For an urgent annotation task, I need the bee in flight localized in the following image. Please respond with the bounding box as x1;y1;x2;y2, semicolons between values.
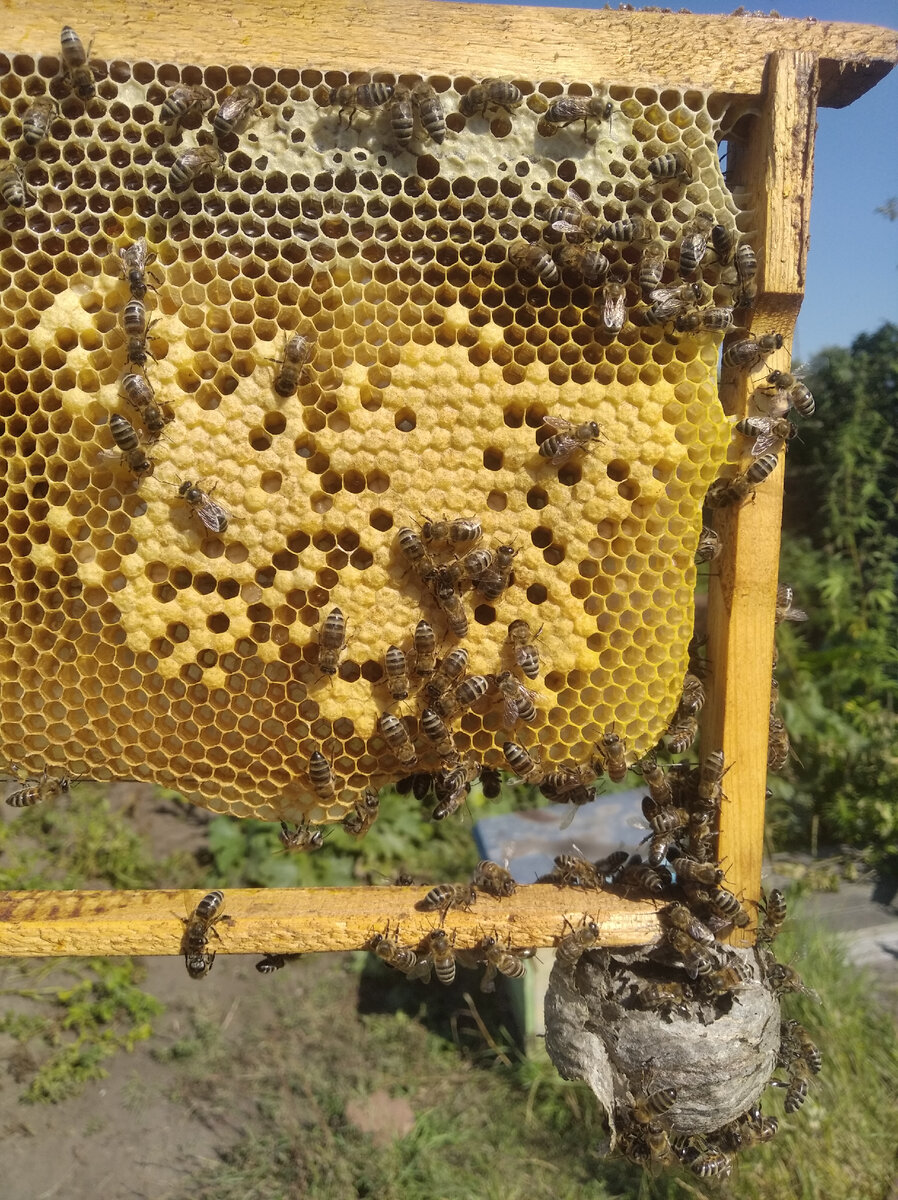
5;766;79;808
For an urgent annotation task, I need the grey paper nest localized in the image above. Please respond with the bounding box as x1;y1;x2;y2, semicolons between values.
545;942;781;1149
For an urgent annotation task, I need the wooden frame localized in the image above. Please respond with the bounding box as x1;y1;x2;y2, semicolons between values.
2;3;896;958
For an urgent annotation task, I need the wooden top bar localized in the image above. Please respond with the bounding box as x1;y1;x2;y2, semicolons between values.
6;1;896;106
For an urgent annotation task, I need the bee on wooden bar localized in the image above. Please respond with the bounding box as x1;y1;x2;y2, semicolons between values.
316;607;346;676
388;87;415;148
503;740;543;783
178;480;229;534
60;26;95;101
424;929;457;984
647;149;692;183
5;767;77;808
765;370;815;417
538;417;602;467
509;241;559;287
735;414;796;458
472;860;516;898
496;671;537;728
383;645;410;701
378;712;417;766
479;936;528;987
678;672;705;716
160;83;215;134
722;331;784;371
342;788;379;838
118;238;158;301
745;451;779;485
106;413;152;478
704;886;750;928
182;889;225;980
696;749;726;806
734;239;758;287
668;851;724;887
679;210;715;275
412;82;446;143
551;853;603;890
665;712;699;752
21;96;57;147
460;79;522;118
601;280;626;334
368;927;419;975
121;373;172;439
507;619;540;680
542;94;613;139
213;83;264;139
169;144;224;191
417;882;476;915
474;545;517;603
413;619;437;678
555;919;600;966
279;821;325;852
0;162;30;208
638;239;667;293
271;332;313;398
758;888;787;942
663;903;716;946
122;297;158;370
255;953;302;973
328;82;394;127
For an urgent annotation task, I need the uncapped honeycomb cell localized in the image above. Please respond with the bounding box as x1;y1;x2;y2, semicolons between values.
0;53;747;823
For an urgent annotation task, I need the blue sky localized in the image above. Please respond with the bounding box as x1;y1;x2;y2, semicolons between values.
456;0;898;360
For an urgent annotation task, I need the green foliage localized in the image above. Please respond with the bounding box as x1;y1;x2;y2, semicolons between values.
0;959;164;1104
773;323;898;861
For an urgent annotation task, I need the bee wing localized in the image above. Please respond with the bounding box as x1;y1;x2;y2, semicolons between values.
551;219;582;235
750;430;783;458
503;697;520;728
542;415;575;433
604;295;626;328
195;499;230;531
558;805;581;831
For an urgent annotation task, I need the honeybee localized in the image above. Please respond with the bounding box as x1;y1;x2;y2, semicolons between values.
432;756;479;820
667;929;717;977
768;961;818;1000
543;94;613;139
388;88;414;148
547;189;604;241
639;756;673;806
552;853;603;890
704;886;750;928
412;82;446;143
616;858;668;895
342;788;380;837
765;369;815;417
316;607;346;676
669;853;724;887
711;222;734;265
417;882;477;915
663;903;716;946
636;980;689;1015
397;525;432;574
271;332;313;398
538;416;602;467
768;712;791;771
687;1150;732;1179
60;25;95;101
638;239;667;292
21;96;58;147
307;747;336;801
509;242;559;287
641;794;689;837
122;297;158;369
105;413;152;478
177;480;229;534
735;414;796;457
121;372;172;439
425;648;468;702
557;241;610;286
480;766;502;800
368;926;419;975
598;730;628;782
665;713;698;752
596;849;630;881
782;1019;822;1074
474;545;517;602
742;451;779;486
758;887;787;942
378;711;417;765
213;83;264;139
382;644;411;701
419;707;456;759
433;580;468;638
118;238;158;301
437;674;490;720
674;306;734;334
472;860;516;898
255;953;303;973
412;619;437;677
696;749;726;805
395;774;432;802
600;280;626;334
459;547;493;585
601;216;650;243
420;515;482;545
734;240;758;292
506;619;540;680
679;210;715;275
460;79;522;118
722;331;784;371
160;83;215;133
503;740;543;783
678;672;705;717
479;936;528;991
0;162;30;208
182;890;225;979
279;821;325;851
5;767;77;808
328;82;394;126
169;144;224;190
495;671;537;728
555;919;600;966
631;1086;678;1127
647;150;692;183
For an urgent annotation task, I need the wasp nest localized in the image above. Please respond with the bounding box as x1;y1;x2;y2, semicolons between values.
0;38;755;823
